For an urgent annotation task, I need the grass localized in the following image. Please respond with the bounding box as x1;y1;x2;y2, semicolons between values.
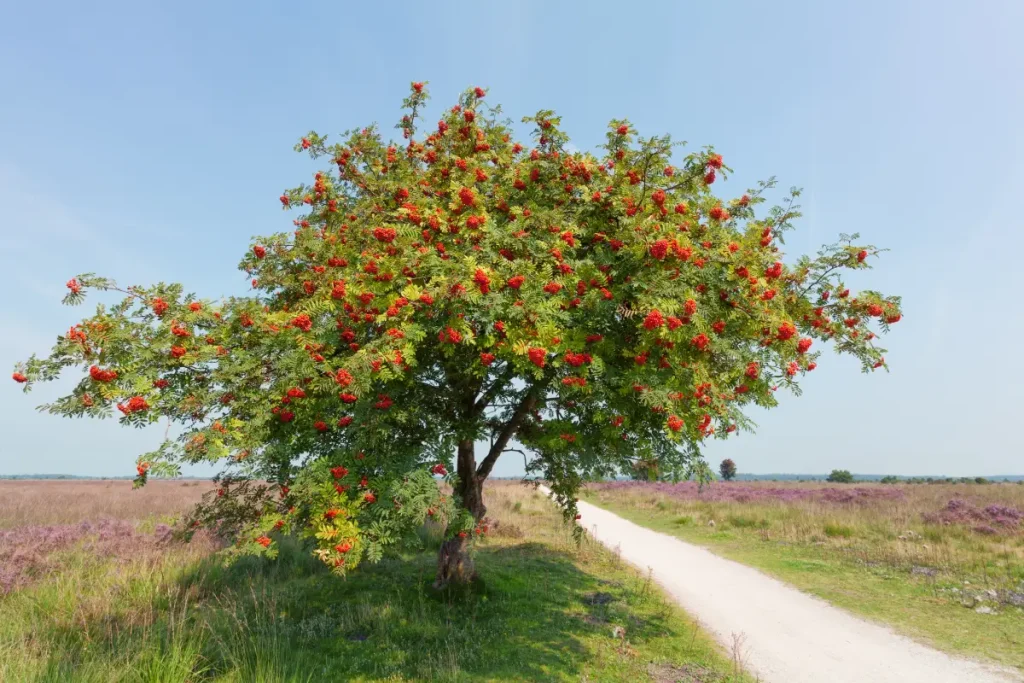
584;481;1024;672
0;479;209;528
0;480;750;682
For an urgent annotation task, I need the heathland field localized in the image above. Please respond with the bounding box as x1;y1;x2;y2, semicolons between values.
0;479;750;683
584;480;1024;671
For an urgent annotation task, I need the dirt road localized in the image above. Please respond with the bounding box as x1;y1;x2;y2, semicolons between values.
540;486;1020;683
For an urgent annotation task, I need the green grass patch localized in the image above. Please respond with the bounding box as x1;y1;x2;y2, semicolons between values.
823;523;854;538
727;515;768;530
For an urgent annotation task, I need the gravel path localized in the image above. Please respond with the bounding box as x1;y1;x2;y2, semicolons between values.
540;486;1021;683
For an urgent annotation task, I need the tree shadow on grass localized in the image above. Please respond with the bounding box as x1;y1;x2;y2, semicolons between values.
20;535;686;682
167;536;681;681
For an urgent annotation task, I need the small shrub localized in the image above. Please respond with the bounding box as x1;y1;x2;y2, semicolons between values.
511;501;522;513
673;516;694;526
824;523;854;538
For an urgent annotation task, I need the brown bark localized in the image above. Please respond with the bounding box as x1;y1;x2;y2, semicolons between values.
456;439;486;520
434;439;484;589
434;534;474;589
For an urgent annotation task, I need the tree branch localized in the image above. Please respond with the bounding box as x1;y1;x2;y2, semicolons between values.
476;387;541;480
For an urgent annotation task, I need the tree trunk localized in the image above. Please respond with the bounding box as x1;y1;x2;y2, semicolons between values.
434;439;485;589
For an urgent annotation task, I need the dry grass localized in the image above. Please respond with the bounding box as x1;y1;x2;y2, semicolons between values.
585;481;1024;579
0;479;212;528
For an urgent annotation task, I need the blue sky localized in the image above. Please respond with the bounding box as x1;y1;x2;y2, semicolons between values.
2;1;1022;478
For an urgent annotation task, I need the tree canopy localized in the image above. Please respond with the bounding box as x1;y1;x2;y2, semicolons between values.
13;83;901;583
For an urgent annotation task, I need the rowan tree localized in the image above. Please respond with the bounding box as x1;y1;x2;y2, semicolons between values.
12;83;901;586
719;458;737;481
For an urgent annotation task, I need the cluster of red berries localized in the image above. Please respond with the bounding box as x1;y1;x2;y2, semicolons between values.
89;365;117;382
704;153;723;184
564;351;593;367
439;327;463;344
643;309;664;330
473;269;491;294
117;396;149;415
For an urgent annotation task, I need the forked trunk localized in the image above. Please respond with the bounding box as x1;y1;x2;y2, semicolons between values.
434;439;485;589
